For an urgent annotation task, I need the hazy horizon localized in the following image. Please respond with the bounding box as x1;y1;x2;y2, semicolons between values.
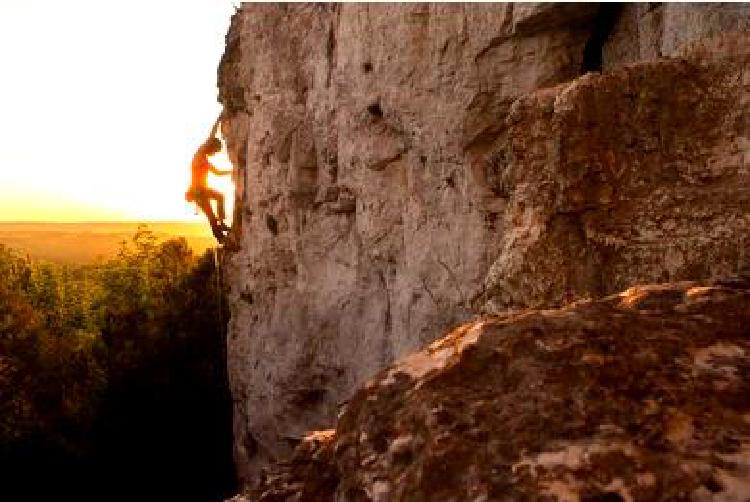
0;219;213;224
0;220;217;264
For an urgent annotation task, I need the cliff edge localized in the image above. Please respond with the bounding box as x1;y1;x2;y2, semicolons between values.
216;3;750;487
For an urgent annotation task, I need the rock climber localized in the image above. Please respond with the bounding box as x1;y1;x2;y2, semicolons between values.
186;116;233;242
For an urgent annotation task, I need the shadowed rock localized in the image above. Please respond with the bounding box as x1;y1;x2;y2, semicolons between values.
238;278;750;501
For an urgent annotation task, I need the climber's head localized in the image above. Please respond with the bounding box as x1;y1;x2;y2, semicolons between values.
202;137;222;155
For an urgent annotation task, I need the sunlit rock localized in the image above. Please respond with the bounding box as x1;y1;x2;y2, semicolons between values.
216;3;750;489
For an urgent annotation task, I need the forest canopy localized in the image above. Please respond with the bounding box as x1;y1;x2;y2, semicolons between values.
0;226;235;501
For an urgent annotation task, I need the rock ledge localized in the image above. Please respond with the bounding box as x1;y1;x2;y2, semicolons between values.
240;277;750;501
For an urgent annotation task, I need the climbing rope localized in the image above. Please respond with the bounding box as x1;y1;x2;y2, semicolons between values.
213;246;225;347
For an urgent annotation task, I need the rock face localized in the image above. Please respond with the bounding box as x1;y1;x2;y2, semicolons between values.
603;3;750;68
242;277;750;501
481;32;750;311
217;3;750;484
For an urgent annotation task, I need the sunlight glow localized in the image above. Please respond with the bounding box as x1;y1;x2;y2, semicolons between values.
0;0;237;222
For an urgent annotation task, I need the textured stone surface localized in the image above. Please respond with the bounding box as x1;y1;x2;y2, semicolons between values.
481;32;750;311
217;3;750;484
604;3;750;69
236;277;750;501
218;3;599;483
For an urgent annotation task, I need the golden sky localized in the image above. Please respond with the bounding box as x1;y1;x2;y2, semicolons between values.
0;0;236;222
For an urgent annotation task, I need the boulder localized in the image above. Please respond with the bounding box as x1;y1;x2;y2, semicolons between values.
242;276;750;501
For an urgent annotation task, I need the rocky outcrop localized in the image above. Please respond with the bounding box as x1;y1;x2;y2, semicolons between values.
217;3;750;483
481;32;750;311
239;277;750;501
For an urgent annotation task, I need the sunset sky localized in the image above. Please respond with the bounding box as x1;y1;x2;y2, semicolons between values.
0;0;236;222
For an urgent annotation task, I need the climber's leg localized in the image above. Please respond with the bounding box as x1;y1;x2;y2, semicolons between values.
203;188;226;221
196;195;226;242
203;189;230;234
210;220;227;242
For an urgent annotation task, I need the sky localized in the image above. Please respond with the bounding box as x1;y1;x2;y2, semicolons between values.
0;0;237;221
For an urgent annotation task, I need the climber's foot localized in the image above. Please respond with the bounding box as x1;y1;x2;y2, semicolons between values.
222;234;240;251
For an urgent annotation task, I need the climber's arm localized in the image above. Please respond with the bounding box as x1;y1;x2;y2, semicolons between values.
208;110;228;140
209;162;233;176
208;115;221;139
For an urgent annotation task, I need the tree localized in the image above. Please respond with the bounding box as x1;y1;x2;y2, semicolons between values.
0;231;235;501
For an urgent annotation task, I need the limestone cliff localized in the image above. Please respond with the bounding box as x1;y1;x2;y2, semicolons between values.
217;3;749;486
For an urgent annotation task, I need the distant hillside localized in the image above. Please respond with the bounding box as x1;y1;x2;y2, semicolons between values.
0;222;216;264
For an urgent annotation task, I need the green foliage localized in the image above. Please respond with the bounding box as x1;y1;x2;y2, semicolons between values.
0;246;40;443
92;227;199;372
0;226;233;500
0;244;108;444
